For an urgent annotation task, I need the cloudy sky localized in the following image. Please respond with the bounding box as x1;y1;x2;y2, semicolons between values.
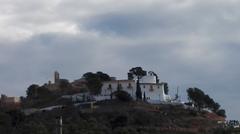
0;0;240;119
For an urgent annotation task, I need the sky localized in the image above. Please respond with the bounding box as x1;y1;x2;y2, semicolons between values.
0;0;240;119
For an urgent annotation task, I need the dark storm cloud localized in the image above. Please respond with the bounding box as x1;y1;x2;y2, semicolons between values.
83;12;171;36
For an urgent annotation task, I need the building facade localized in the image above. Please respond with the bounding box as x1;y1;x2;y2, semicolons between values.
100;72;171;103
101;80;136;98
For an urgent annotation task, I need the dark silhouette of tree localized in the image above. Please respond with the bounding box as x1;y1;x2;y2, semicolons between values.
212;103;220;113
83;72;102;94
187;87;225;116
83;71;110;94
128;67;147;80
136;80;142;100
187;88;205;111
204;95;220;112
96;71;111;81
59;79;71;89
163;83;169;95
216;109;226;117
26;84;52;100
26;84;39;99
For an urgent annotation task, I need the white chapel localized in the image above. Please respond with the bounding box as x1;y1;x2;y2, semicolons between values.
100;72;171;103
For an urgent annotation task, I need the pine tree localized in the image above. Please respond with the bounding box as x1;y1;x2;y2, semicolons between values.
136;80;142;100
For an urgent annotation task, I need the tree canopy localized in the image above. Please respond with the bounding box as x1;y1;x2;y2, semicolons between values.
96;71;111;81
58;79;71;89
216;109;226;117
26;84;51;99
128;67;147;80
83;71;110;94
163;83;169;95
187;87;226;117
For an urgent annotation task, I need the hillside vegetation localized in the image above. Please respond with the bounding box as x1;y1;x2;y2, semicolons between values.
0;100;231;134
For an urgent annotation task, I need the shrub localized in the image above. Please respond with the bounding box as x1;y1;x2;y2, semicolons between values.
216;109;226;117
113;91;132;102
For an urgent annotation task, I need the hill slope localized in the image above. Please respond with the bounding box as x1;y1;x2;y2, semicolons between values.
1;100;229;134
